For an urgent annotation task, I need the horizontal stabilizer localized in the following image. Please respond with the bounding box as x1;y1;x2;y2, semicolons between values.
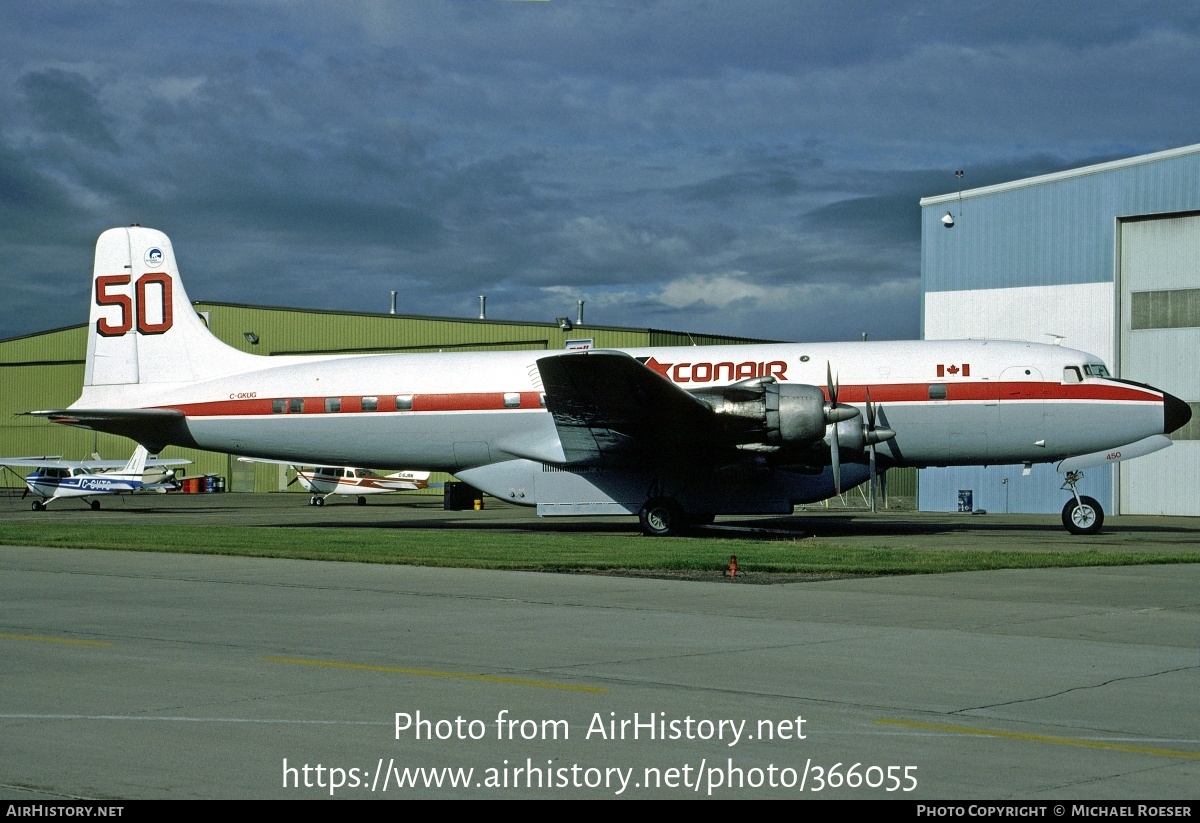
25;408;193;453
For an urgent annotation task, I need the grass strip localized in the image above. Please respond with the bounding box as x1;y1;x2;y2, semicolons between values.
1;524;1198;576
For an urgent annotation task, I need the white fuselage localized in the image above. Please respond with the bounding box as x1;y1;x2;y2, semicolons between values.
74;339;1165;473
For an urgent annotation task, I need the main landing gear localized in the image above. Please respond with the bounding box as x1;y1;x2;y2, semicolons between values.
308;496;325;506
637;497;714;536
1060;470;1103;535
639;497;683;537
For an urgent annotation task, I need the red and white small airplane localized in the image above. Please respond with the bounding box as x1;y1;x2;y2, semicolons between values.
1;445;189;510
237;459;431;505
27;226;1192;535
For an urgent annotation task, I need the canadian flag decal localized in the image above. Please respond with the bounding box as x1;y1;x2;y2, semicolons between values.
937;363;970;377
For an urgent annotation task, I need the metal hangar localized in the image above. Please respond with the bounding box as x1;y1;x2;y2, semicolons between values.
919;143;1200;516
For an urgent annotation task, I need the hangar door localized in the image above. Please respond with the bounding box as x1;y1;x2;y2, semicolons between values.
1118;214;1200;515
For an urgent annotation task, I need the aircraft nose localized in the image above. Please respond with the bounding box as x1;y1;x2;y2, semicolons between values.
1163;391;1192;435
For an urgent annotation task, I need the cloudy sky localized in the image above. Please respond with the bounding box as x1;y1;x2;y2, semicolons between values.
3;2;1200;343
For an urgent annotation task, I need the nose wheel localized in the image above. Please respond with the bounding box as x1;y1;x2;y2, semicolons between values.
1060;471;1104;535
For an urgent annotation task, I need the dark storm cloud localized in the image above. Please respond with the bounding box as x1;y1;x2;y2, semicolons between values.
20;69;119;152
2;1;1200;343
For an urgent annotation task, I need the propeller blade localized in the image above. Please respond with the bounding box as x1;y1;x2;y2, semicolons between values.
868;441;877;513
830;424;842;495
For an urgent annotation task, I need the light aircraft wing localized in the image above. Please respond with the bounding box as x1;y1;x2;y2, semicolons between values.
536;350;719;465
0;455;187;470
0;456;66;468
236;457;342;470
237;458;428;477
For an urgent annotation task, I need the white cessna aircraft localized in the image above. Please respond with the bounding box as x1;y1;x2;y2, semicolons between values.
28;226;1191;535
236;458;431;506
1;445;189;510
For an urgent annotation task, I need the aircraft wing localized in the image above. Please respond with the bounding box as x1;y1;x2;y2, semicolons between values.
0;456;66;468
24;408;190;453
0;455;188;470
83;457;190;470
536;350;719;465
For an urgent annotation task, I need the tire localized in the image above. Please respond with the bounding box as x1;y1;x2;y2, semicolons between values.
90;500;101;511
1062;496;1103;535
32;500;45;511
639;497;683;537
315;497;325;507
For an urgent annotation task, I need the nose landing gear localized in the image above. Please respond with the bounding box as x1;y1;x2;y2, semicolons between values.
1060;470;1104;535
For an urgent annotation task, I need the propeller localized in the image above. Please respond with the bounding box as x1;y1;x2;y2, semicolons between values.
824;362;861;495
862;387;897;512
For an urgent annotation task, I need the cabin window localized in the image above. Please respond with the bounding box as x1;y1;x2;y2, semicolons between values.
1063;367;1083;384
361;396;378;412
289;398;304;414
324;397;341;413
272;399;287;414
396;394;414;411
503;392;521;409
928;383;947;400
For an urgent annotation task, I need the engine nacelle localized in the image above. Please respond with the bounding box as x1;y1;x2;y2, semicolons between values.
693;378;831;452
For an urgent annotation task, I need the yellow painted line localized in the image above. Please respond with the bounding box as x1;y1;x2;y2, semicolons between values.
878;718;1200;760
263;656;608;693
1;633;111;647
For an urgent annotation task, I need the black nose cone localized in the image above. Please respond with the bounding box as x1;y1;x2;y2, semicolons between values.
1164;391;1192;435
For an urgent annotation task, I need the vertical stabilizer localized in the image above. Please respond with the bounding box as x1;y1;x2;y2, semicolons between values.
84;226;257;387
118;445;150;478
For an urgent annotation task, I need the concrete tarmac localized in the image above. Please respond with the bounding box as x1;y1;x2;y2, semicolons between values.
1;496;1198;799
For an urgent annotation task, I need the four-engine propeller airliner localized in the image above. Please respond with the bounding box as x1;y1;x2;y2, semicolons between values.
26;226;1192;535
0;446;189;510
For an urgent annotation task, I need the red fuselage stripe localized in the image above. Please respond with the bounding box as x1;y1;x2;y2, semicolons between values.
155;382;1160;418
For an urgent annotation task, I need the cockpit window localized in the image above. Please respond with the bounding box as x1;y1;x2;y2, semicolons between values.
1063;367;1083;384
1083;364;1111;378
